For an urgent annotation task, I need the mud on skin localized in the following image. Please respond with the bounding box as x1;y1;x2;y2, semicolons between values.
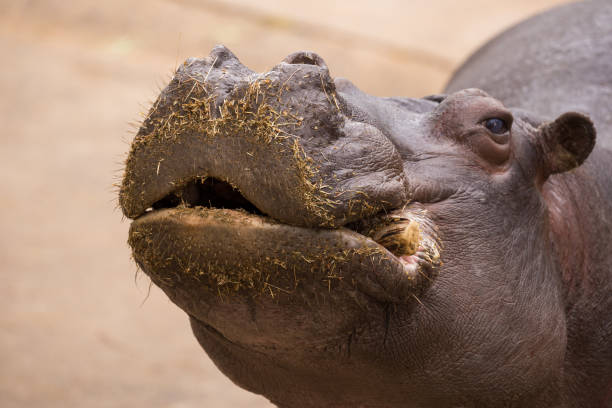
120;3;612;405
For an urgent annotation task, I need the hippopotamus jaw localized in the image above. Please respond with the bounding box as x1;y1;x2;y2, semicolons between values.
120;46;445;307
126;169;442;302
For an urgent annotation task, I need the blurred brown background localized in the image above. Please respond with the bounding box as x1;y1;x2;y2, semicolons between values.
0;0;571;406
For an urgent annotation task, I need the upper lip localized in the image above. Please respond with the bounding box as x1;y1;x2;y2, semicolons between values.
119;45;409;229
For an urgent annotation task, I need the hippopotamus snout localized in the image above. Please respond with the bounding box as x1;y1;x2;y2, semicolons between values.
120;46;408;228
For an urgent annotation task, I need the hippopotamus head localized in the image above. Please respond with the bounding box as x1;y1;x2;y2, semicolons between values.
119;46;595;407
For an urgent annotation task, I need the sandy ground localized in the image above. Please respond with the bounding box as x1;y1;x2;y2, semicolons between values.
0;0;570;406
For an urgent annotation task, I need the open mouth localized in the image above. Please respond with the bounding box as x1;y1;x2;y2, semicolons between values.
147;176;439;266
133;176;441;302
149;177;263;216
123;46;442;308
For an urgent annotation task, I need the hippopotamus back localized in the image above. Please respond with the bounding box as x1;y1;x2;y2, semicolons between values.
446;0;612;150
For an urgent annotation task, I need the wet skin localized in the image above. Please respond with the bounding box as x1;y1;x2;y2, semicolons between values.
120;5;612;405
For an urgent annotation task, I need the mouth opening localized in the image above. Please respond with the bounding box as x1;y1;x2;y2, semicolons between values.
145;179;439;273
150;178;263;216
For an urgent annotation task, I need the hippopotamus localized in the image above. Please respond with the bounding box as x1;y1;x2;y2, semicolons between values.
119;1;612;406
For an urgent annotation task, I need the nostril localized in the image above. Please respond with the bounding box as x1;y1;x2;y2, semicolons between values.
423;94;448;103
282;51;328;69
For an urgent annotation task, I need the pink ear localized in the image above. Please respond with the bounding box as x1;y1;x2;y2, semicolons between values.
537;112;596;178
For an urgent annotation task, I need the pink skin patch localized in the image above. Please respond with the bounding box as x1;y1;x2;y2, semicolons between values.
399;246;429;276
399;255;418;265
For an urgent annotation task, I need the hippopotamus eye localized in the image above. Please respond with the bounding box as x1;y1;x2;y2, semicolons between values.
484;118;508;134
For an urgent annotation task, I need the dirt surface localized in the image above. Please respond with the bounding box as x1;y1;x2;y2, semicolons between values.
0;0;570;406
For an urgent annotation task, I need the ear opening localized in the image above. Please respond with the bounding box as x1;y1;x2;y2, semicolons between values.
537;112;596;181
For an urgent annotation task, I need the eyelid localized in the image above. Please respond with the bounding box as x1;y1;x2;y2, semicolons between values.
487;129;510;144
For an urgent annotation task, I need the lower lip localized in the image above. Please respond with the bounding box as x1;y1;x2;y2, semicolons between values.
129;207;436;304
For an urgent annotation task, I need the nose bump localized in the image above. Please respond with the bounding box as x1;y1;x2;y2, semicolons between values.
282;51;328;69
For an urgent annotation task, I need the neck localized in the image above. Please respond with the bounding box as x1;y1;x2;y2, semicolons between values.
541;173;591;307
542;155;612;405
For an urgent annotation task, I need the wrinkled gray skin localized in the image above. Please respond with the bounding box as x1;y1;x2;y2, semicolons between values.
120;1;612;407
